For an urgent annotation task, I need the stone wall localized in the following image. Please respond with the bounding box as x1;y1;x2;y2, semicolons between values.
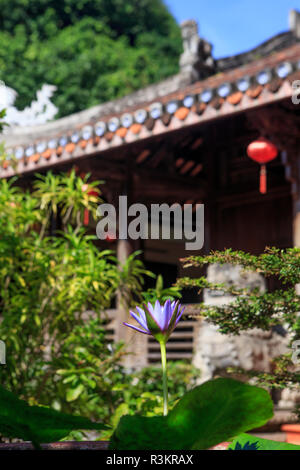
193;264;290;383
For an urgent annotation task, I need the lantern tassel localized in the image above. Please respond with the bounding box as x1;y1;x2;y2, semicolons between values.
260;164;267;194
84;209;89;226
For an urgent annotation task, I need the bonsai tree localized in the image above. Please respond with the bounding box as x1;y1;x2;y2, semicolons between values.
177;247;300;416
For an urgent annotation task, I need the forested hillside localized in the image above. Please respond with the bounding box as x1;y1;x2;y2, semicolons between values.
0;0;182;117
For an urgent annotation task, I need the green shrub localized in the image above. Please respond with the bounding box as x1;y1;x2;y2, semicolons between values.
0;172;148;405
177;247;300;413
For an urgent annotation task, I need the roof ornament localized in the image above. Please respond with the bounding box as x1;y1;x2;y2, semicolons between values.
179;20;215;82
0;82;58;129
289;9;300;39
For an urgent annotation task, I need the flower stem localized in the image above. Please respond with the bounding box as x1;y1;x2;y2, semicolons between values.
160;341;168;416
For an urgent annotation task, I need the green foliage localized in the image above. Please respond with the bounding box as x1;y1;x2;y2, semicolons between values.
178;247;300;395
33;170;102;231
0;1;182;117
118;251;155;307
228;433;300;451
0;385;106;449
109;362;200;424
181;247;300;285
179;247;300;338
0;109;9;166
30;319;126;423
0;170;197;445
229;355;300;391
109;378;273;450
142;274;182;305
0;109;6;131
41;340;200;439
0;172;149;407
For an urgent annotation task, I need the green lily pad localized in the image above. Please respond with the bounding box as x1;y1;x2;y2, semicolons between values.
0;385;107;447
229;433;300;451
109;377;273;450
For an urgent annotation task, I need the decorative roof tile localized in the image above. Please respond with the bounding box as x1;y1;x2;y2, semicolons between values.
161;113;172;126
211;97;224;109
116;127;128;138
267;78;283;93
42;149;52;159
196;102;207;115
28;153;40;163
175;107;189;120
246;85;263;99
66;142;76;153
104;132;114;142
56;146;63;156
130;123;142;135
79;140;88;150
227;91;243;105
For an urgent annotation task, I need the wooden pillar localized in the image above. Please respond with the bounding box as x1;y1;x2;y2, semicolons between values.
115;237;132;343
203;130;218;253
281;151;300;248
114;154;148;369
115;230;149;369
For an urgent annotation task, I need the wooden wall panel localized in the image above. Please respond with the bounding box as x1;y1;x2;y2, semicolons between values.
216;195;293;254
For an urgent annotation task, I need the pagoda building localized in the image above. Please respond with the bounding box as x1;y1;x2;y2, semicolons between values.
1;10;300;418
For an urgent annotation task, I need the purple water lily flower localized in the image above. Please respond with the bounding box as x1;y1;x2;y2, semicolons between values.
124;299;185;343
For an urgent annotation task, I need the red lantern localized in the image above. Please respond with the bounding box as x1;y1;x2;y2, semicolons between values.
246;137;278;194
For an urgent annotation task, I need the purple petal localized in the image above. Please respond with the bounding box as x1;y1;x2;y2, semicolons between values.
123;322;150;335
136;306;147;324
175;306;185;325
153;300;165;329
162;299;172;330
146;302;164;329
147;302;155;315
144;304;164;332
177;304;185;317
129;310;148;330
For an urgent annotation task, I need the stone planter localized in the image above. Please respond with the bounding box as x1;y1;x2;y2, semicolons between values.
0;441;231;450
0;441;109;450
281;424;300;445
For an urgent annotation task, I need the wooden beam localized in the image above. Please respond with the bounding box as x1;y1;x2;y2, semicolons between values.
217;184;291;209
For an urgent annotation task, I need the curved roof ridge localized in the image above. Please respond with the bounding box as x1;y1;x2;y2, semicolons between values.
216;31;298;71
1;72;192;147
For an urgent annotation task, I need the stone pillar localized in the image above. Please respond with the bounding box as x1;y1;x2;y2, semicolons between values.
293;195;300;296
293;208;300;247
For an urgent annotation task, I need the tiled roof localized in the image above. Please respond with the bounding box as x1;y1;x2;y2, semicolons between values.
1;43;300;178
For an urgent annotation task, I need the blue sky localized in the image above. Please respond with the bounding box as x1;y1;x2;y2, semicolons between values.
166;0;300;58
